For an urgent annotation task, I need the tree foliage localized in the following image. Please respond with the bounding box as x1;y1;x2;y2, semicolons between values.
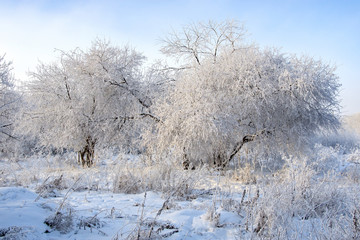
0;54;18;155
19;40;150;166
146;21;341;169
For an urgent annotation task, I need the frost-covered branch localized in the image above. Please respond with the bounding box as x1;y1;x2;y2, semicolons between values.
160;20;246;66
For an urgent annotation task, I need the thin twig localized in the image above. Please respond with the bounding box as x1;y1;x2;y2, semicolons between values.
55;174;84;214
136;192;147;240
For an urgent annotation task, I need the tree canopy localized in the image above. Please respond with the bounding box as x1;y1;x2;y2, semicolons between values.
146;21;341;169
19;40;150;166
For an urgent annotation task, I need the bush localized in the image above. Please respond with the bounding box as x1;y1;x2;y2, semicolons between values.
238;156;359;239
44;212;73;234
113;157;206;197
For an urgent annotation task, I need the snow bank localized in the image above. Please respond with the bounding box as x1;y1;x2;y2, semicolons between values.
0;187;50;239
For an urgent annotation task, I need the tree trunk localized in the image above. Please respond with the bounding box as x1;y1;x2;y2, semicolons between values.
182;134;256;170
213;152;227;169
182;148;195;170
78;137;96;167
224;135;255;167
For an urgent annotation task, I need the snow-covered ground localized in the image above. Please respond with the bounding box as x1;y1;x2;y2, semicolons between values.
0;156;249;239
0;186;243;239
1;145;360;239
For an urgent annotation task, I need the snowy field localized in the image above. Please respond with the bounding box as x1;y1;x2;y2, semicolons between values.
0;156;249;240
1;143;360;240
0;187;240;239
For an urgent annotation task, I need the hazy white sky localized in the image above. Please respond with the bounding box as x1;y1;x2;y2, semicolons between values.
1;0;359;114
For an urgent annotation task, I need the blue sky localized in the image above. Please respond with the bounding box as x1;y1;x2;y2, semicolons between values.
1;0;359;114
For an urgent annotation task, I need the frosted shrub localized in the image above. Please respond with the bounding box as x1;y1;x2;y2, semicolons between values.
113;158;205;196
314;130;360;154
204;204;221;228
112;163;143;194
36;174;66;198
311;144;342;175
344;165;360;183
44;212;73;234
343;149;360;183
346;148;360;164
234;163;257;184
244;158;354;239
0;226;41;240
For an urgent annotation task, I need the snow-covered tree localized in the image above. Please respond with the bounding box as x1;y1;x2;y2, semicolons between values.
0;54;19;155
19;39;151;166
146;21;341;169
